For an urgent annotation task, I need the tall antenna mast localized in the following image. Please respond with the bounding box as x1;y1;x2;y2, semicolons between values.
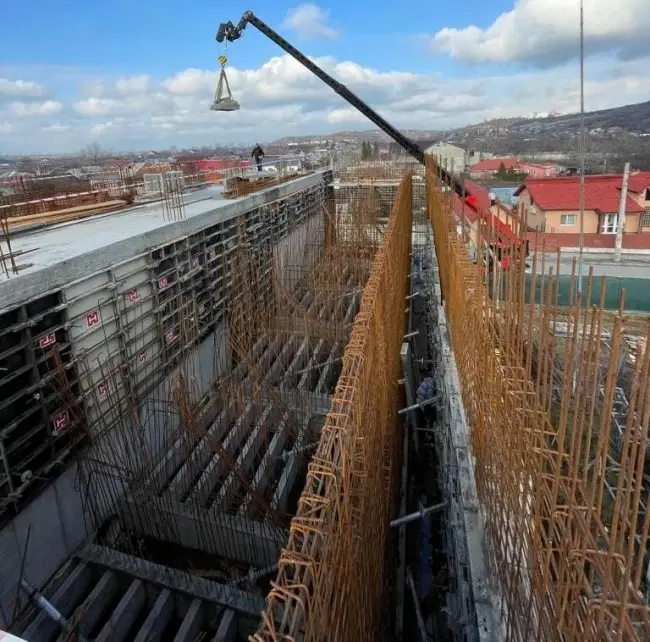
577;0;585;294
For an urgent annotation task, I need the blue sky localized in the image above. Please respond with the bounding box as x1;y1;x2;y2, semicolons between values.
0;0;649;154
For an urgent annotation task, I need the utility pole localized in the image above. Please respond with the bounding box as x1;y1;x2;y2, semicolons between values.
577;0;585;294
614;162;630;263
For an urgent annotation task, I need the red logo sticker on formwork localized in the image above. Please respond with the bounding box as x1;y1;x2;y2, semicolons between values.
165;329;175;344
139;351;147;362
85;311;100;328
39;332;56;348
97;381;108;397
126;289;139;302
158;277;168;289
52;410;70;436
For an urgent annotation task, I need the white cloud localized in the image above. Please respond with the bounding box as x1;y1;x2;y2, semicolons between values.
8;100;62;116
1;52;649;153
0;122;13;134
115;75;150;95
74;97;123;117
431;0;649;65
281;4;338;40
41;123;71;133
0;78;47;98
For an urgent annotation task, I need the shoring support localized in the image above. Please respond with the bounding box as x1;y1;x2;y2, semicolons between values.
406;567;428;642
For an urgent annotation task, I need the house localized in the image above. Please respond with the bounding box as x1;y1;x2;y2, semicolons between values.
452;179;520;254
514;172;650;248
425;143;468;173
517;162;559;178
469;158;519;178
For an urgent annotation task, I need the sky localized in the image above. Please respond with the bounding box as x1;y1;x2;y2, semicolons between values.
1;0;649;155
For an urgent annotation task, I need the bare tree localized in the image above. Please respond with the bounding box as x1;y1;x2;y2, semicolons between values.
83;142;105;166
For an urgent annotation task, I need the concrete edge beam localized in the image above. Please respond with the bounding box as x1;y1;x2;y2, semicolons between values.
77;570;119;638
213;407;282;512
76;543;266;616
213;609;237;642
190;401;255;506
297;338;326;391
95;578;146;642
172;598;204;642
133;588;174;642
239;412;290;517
167;403;233;501
272;414;312;513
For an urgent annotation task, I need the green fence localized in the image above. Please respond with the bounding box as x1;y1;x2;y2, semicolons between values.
524;274;650;312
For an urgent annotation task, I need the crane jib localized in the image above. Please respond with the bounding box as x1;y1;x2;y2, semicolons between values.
215;11;470;201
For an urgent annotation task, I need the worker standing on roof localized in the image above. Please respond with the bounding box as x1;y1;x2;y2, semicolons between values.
251;144;265;172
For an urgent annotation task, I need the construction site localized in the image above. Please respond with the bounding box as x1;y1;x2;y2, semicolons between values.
2;10;650;642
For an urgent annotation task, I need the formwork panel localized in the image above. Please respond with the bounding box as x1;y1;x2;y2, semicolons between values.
0;291;84;526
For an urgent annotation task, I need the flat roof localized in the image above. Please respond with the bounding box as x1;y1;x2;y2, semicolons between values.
0;171;326;310
2;185;228;280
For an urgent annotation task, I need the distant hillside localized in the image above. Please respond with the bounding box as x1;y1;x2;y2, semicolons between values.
271;100;650;171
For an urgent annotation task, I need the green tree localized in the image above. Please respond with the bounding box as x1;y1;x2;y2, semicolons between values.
372;142;379;159
496;162;507;178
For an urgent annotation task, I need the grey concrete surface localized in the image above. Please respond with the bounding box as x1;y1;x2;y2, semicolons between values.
133;589;174;642
0;170;328;310
0;464;89;629
536;252;650;279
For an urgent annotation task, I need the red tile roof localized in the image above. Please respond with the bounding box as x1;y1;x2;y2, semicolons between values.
464;179;492;210
514;175;645;214
469;157;518;172
627;171;650;193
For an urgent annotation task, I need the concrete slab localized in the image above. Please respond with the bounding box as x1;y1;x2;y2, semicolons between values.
0;171;328;310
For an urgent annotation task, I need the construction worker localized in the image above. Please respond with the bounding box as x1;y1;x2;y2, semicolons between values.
251;144;265;172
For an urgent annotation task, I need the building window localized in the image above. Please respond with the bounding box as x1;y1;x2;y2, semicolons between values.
601;213;618;234
560;214;577;226
643;208;650;228
645;187;650;201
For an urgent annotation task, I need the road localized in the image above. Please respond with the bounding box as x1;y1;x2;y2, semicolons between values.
536;252;650;279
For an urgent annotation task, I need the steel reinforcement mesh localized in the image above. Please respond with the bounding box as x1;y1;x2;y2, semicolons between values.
425;156;650;639
253;176;413;641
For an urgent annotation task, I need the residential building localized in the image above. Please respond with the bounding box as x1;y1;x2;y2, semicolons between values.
469;158;559;179
517;162;559;178
425;142;467;173
628;171;650;228
514;172;650;242
469;157;518;179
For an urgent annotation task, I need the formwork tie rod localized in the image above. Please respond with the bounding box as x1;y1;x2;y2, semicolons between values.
397;395;439;415
390;501;447;528
21;579;89;642
293;357;342;376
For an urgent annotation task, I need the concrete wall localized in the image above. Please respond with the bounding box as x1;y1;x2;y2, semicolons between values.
0;175;330;629
0;463;88;628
